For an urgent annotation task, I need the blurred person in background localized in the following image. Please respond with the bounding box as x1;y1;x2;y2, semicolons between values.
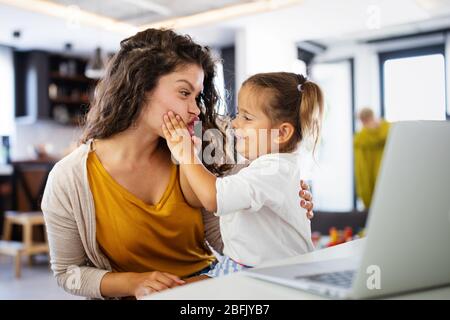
354;107;390;209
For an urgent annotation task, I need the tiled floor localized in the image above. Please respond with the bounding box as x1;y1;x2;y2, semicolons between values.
0;255;83;300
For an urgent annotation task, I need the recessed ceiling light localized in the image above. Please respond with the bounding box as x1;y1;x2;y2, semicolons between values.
12;30;21;38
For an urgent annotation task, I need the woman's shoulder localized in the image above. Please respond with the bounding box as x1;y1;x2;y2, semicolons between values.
42;142;91;215
49;142;90;183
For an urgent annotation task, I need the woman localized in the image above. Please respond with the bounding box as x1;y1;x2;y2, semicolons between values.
41;28;314;299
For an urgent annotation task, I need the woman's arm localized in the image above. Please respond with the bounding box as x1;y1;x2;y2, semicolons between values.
43;207;110;298
100;271;185;299
42;167;110;298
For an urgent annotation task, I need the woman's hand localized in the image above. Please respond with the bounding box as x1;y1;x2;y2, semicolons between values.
299;180;314;219
130;271;186;300
162;111;198;164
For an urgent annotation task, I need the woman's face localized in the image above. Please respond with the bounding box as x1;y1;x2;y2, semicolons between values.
140;63;204;138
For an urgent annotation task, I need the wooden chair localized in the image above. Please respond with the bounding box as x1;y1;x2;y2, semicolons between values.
0;211;49;278
11;160;55;212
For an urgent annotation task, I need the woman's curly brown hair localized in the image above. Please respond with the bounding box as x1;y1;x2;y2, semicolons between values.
81;28;232;175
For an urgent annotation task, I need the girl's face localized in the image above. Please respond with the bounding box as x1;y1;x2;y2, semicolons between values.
140;63;204;138
232;85;279;160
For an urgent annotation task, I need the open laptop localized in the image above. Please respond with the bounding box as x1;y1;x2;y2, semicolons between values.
244;121;450;299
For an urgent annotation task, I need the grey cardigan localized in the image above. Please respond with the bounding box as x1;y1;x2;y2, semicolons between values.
41;140;225;299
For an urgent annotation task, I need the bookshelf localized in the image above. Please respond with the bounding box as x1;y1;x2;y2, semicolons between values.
47;54;96;125
15;50;97;126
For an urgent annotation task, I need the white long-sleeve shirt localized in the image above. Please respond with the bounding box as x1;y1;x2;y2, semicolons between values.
215;153;314;267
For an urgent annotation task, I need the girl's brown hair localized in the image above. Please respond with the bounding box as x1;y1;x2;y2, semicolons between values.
81;28;230;175
242;72;324;153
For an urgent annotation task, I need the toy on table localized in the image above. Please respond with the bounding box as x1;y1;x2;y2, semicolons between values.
327;226;355;247
311;227;365;249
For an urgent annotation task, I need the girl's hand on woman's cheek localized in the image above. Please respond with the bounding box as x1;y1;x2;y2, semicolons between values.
162;111;197;164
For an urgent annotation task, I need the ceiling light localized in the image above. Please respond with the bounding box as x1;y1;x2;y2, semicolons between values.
85;47;107;79
140;0;303;30
0;0;138;35
119;0;171;16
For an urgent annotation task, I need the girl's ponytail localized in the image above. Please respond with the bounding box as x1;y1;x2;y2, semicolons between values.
297;76;324;153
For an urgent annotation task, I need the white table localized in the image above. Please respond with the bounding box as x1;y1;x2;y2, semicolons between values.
143;239;450;300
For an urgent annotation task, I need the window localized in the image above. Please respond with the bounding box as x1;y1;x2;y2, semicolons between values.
310;59;355;212
379;45;447;122
0;46;15;135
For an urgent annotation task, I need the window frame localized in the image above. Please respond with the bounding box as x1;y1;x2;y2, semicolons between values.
378;44;447;120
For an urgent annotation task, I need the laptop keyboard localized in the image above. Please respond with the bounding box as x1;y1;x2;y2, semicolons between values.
295;270;356;288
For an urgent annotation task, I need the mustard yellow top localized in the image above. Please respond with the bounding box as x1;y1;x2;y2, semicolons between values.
87;151;214;278
354;120;391;208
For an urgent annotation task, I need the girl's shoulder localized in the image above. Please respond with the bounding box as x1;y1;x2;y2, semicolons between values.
245;153;299;176
250;152;298;166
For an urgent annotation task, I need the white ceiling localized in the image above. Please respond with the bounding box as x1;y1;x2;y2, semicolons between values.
1;0;450;55
47;0;253;25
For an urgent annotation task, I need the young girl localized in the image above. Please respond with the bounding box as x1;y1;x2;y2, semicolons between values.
162;72;324;277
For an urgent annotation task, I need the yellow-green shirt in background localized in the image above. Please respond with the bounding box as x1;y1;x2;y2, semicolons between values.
354;120;391;209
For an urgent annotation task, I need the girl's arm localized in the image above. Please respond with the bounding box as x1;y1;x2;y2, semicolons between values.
162;112;218;212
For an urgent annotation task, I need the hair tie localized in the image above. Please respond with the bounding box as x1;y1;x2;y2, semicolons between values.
296;74;307;92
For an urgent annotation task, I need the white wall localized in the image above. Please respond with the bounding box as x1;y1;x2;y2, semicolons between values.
314;42;380;133
11;120;82;160
235;24;298;96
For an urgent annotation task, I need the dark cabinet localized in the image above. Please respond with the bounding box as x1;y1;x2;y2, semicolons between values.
14;50;50;119
14;50;96;125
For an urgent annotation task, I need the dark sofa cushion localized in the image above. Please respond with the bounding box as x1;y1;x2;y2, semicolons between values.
311;210;369;234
